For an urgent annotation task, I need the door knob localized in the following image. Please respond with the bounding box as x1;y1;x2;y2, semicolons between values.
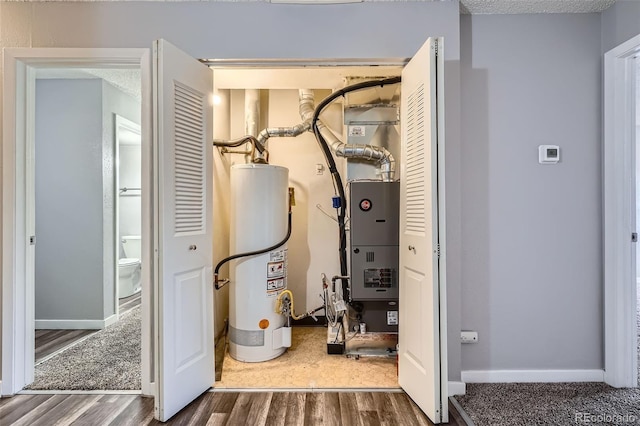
408;245;416;253
189;245;197;251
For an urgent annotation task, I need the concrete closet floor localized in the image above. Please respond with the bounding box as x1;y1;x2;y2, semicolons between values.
217;327;399;389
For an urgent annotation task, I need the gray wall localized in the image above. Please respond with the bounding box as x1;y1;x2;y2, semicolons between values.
35;79;106;322
34;78;139;324
601;0;640;54
460;14;603;370
0;1;463;381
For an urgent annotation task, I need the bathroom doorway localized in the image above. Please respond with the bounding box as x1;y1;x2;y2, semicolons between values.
116;115;143;318
25;69;144;391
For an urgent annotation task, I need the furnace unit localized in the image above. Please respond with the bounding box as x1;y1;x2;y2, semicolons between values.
349;181;400;333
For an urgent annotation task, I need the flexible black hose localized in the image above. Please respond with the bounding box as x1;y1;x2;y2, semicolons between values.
213;135;266;154
310;76;401;300
214;211;292;290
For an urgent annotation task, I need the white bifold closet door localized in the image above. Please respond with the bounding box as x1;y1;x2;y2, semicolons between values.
153;39;215;422
398;37;448;424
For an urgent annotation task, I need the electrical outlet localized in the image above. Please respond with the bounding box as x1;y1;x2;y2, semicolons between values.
461;331;478;343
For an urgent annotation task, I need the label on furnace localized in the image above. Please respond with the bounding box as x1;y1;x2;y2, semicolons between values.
349;125;365;137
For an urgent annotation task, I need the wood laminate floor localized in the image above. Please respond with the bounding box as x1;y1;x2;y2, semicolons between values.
35;329;97;364
35;294;141;364
0;391;465;425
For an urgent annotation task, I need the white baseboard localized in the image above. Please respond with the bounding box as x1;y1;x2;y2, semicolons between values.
462;369;604;383
104;314;118;327
448;381;466;396
142;381;156;398
35;316;115;330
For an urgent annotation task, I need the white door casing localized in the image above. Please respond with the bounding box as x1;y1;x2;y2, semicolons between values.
398;37;448;424
604;34;640;389
153;39;215;422
2;48;152;396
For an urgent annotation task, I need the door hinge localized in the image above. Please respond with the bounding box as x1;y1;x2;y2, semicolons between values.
29;235;36;246
633;232;638;243
436;243;441;259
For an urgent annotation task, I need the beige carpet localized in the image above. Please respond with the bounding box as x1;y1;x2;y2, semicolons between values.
26;306;141;390
217;327;399;389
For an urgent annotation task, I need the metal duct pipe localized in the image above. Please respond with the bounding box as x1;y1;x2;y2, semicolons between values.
256;122;310;147
254;89;315;149
299;89;395;182
245;89;261;138
332;143;395;183
245;89;267;163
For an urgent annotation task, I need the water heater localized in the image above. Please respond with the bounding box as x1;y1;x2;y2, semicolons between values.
229;164;290;362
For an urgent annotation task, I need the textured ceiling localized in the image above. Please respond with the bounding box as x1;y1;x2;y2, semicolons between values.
459;0;617;14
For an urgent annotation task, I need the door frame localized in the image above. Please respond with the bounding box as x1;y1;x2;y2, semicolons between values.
603;33;640;388
1;48;154;396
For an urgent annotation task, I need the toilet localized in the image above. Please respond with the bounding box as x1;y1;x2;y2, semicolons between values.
118;235;142;298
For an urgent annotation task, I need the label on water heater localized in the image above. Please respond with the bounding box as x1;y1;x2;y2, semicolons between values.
387;311;399;326
267;261;285;279
270;249;286;262
267;278;285;293
267;249;287;296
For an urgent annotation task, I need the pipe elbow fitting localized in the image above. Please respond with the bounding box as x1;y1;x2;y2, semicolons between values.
378;148;395;182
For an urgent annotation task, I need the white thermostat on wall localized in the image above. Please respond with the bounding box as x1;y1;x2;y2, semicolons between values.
539;145;560;164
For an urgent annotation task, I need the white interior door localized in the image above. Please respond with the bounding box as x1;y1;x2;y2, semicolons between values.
153;39;214;422
398;37;447;424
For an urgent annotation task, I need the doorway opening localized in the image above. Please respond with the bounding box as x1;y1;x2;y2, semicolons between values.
153;38;446;423
23;69;143;391
1;48;153;397
209;65;404;390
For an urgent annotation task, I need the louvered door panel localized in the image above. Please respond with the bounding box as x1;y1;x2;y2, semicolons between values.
154;39;214;422
405;84;426;235
174;82;205;235
399;37;445;424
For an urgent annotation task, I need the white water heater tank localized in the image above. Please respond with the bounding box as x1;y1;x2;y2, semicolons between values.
229;164;290;362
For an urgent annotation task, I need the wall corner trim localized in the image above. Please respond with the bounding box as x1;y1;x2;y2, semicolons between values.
448;381;466;396
461;369;604;383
